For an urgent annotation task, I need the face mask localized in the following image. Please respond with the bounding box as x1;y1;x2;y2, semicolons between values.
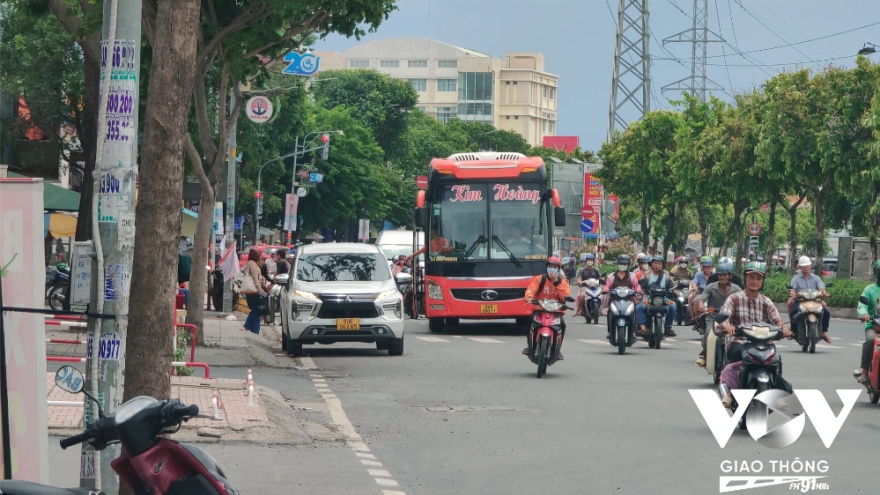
618;265;628;271
547;267;558;276
586;261;594;267
640;264;648;270
679;263;687;268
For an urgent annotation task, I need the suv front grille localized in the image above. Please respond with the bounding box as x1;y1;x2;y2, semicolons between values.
317;302;379;319
450;288;525;301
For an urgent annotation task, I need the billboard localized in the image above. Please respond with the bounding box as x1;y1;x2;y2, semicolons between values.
542;136;580;153
583;173;602;238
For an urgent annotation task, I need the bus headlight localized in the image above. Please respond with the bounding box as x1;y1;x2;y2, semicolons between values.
427;280;443;300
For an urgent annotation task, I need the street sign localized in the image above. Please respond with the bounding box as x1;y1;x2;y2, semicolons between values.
309;173;324;183
581;206;594;219
296;186;308;197
245;96;273;123
282;51;320;76
416;175;428;189
580;219;594;233
748;222;762;236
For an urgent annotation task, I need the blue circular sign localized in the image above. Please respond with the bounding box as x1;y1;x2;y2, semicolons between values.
580;219;594;233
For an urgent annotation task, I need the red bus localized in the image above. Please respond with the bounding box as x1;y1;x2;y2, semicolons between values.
411;152;566;333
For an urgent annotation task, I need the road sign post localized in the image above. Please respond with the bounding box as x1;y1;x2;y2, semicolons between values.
748;222;762;236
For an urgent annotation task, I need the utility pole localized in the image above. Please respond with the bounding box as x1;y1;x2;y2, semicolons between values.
82;0;140;491
607;0;651;141
662;0;724;101
222;89;238;313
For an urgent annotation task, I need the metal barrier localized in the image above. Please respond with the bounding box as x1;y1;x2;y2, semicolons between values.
171;361;210;378
46;339;87;345
174;323;198;363
47;357;86;363
45;320;88;327
48;401;84;407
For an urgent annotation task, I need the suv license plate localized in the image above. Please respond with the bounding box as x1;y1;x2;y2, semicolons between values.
479;305;498;314
337;318;360;330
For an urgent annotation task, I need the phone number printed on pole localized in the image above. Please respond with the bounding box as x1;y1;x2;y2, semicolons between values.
87;333;122;360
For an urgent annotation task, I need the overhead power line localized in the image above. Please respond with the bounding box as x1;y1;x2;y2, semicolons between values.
652;54;854;67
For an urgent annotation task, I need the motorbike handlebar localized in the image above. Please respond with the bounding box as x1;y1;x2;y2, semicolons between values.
60;430;94;450
160;400;200;425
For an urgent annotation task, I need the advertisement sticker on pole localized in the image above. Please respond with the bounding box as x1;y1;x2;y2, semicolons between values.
245;96;273;123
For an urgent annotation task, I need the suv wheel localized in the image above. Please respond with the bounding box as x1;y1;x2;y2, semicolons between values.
288;337;303;356
388;335;404;356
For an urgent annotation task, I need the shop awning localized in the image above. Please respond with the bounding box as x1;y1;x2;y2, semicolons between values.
7;171;81;212
43;213;77;237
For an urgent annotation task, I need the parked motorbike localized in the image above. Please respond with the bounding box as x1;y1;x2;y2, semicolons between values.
673;280;690;325
789;283;832;354
643;288;675;349
396;272;414;318
526;296;575;378
580;278;602;324
0;366;238;495
714;314;791;430
857;295;880;404
265;274;289;325
701;309;726;384
46;263;70;311
604;286;637;355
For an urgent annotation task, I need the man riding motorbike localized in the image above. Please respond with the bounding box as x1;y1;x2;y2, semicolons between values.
855;260;880;383
717;262;792;408
523;256;571;360
601;254;642;336
693;261;742;367
631;252;646;273
788;255;832;344
634;255;652;280
706;257;744;287
670;256;693;283
636;255;677;337
688;256;715;324
574;253;602;317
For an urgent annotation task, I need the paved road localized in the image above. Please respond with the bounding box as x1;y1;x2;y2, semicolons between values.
48;315;876;494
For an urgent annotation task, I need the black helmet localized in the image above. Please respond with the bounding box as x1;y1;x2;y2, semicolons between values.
617;254;631;266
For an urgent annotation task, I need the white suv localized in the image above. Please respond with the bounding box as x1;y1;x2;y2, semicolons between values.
280;243;406;356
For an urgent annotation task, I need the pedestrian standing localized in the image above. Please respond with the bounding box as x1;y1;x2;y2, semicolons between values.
241;248;268;335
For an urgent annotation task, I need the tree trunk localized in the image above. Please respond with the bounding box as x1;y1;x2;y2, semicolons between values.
721;201;747;256
784;194;807;274
640;208;649;250
870;183;879;264
74;46;100;241
187;182;218;345
813;193;826;268
765;198;777;264
663;204;678;261
125;0;201;405
698;207;708;256
734;210;746;275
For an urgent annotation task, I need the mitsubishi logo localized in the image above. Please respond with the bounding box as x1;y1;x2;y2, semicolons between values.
480;290;498;301
345;295;352;302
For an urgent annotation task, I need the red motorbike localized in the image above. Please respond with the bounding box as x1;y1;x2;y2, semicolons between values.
857;296;880;404
525;296;574;378
0;366;237;495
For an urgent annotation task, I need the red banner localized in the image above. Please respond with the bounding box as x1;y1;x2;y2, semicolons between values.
583;173;602;236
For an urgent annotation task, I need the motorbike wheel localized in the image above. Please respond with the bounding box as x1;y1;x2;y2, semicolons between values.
591;305;600;324
536;337;548;378
48;285;66;312
654;316;663;350
617;326;627;355
808;322;818;354
871;392;880;404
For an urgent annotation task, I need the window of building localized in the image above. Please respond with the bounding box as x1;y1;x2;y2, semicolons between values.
380;60;399;68
437;79;457;92
550;87;556;100
438;60;457;68
408;78;427;91
408;60;428;68
542;86;548;98
515;116;519;120
549;122;554;133
416;106;427;112
350;59;370;68
458;72;493;101
437;106;456;123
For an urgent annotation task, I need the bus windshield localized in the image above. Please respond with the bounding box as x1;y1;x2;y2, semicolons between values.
430;183;549;261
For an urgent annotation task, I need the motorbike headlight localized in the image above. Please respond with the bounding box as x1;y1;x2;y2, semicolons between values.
623;303;634;315
376;289;398;301
427;279;443;300
551;317;562;325
652;296;664;306
295;289;320;301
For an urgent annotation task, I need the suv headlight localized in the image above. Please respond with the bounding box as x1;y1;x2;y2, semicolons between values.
382;300;402;319
295;289;320;301
376;289;398;300
291;301;315;319
427;279;443;300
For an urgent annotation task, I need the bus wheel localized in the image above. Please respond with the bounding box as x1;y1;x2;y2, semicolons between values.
429;318;445;333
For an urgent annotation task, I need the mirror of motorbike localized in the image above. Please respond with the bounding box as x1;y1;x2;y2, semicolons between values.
55;365;105;419
599;277;606;284
396;272;413;284
713;313;729;324
565;296;575;302
825;282;833;289
860;295;872;306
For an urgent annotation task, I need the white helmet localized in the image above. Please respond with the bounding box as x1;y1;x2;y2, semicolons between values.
798;255;812;267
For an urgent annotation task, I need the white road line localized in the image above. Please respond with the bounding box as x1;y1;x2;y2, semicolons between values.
578;339;608;346
415;336;451;343
816;345;843;349
452;336;463;338
383;491;407;495
376;479;400;487
312;378;326;383
468;337;505;344
356;453;377;459
369;469;392;477
362;459;384;466
851;343;865;347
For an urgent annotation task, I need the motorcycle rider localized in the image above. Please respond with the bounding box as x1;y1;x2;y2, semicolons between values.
630;252;646;273
693;261;742;367
707;257;744;287
788;255;832;344
670;256;694;283
523;256;571;360
601;254;642;335
854;260;880;383
634;255;652;280
688;256;715;324
574;254;602;317
636;255;677;337
717;262;792;407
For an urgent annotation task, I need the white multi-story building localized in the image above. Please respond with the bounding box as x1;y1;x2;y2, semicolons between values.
315;38;559;146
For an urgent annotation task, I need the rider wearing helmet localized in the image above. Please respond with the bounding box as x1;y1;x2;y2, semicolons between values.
574;254;602;317
601;254;642;318
707;257;744;287
693;261;742;368
717;262;792;407
636;255;678;337
855;260;880;383
670;256;694;284
631;253;646;273
788;255;832;344
688;257;716;323
634;255;652;280
523;256;571;359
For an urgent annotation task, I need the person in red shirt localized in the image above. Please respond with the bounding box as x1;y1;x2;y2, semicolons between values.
409;226;452;259
522;256;571;360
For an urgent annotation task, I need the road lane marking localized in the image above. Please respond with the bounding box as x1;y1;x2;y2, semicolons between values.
468;337;504;344
362;460;384;466
369;469;392;477
578;339;608;345
415;336;450;343
377;479;400;487
357;452;377;459
452;336;463;338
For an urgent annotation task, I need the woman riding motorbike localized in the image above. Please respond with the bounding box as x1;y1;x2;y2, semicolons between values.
523;256;571;360
574;254;602;317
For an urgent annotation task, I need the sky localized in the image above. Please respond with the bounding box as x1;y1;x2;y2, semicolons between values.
312;0;880;153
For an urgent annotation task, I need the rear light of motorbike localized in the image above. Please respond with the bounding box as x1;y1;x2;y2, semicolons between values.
763;349;777;364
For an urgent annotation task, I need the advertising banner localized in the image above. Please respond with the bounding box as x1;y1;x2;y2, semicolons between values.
283;194;299;232
583;173;602;238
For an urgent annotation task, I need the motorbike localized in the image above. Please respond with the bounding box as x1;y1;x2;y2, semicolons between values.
857;295;880;404
395;272;414;318
265;273;289;325
701;308;726;385
46;263;70;311
604;286;637;355
526;296;575;378
713;314;791;430
673;280;691;326
789;283;832;354
643;288;675;349
0;366;238;495
579;278;603;324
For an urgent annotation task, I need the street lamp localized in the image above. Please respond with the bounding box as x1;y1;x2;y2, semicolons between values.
858;42;878;55
287;130;344;239
255;151;298;240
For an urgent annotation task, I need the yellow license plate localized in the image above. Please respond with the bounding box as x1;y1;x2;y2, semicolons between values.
479;305;498;314
336;318;360;330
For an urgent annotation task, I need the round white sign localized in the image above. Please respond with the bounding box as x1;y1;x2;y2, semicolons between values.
296;186;308;197
245;96;273;123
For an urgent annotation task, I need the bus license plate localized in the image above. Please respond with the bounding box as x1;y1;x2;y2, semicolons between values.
337;318;360;330
479;305;498;314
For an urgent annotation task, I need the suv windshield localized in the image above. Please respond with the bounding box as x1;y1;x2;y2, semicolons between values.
297;253;391;282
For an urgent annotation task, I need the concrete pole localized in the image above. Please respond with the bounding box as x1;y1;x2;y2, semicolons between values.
222;90;237;312
81;0;140;491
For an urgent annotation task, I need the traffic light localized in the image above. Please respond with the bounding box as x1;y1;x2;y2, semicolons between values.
255;191;263;217
320;134;329;160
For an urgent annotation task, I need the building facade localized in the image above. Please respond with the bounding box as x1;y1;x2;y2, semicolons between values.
315;38;558;146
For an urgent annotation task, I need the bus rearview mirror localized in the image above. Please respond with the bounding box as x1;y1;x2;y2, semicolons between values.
554;207;566;227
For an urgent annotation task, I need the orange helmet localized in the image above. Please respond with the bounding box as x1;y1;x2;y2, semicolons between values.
547;256;563;267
